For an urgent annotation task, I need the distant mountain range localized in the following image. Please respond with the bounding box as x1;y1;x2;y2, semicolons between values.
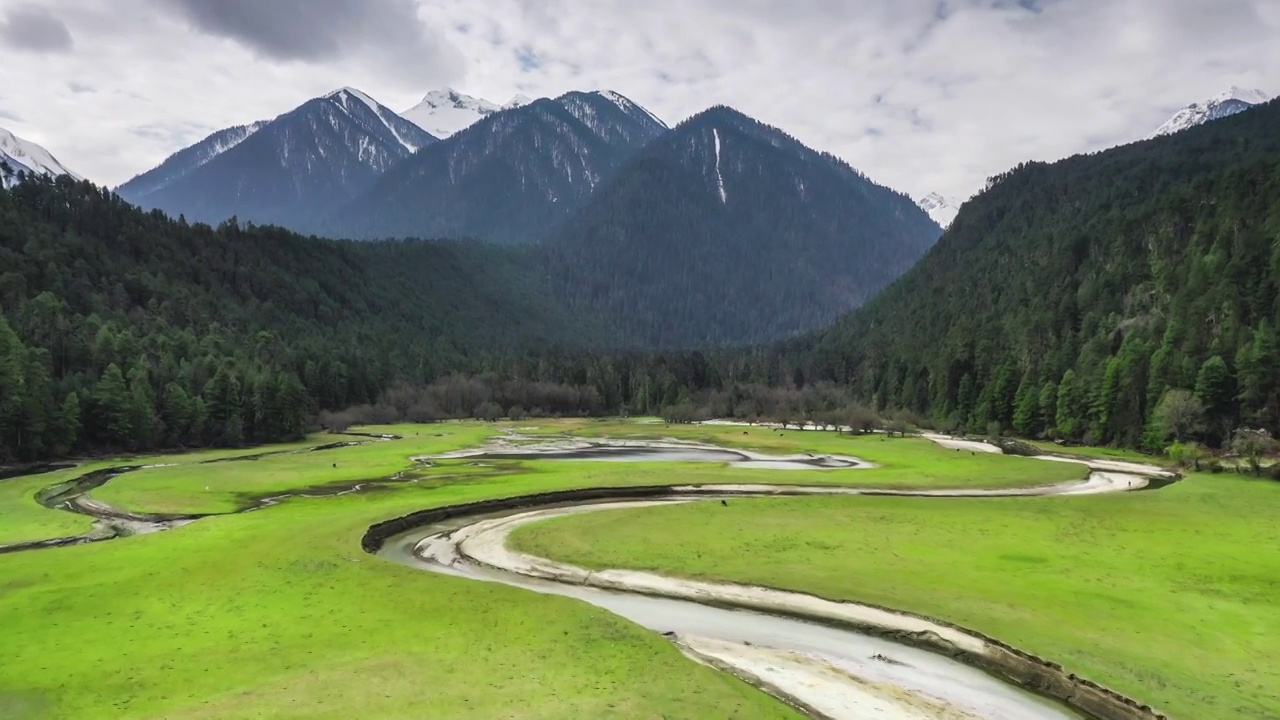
116;88;435;228
328;90;669;244
101;85;943;345
1152;86;1271;137
0;126;80;188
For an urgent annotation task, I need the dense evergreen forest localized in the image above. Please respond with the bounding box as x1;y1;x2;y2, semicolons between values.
804;99;1280;452
7;98;1280;463
0;176;602;461
0;174;809;462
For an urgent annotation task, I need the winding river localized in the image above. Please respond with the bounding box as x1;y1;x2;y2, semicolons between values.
6;430;1175;719
369;435;1175;720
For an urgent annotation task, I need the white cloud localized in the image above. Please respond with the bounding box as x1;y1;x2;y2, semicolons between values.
0;0;1276;200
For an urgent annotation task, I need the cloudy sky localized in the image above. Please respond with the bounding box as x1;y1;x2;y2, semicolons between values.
1;0;1277;201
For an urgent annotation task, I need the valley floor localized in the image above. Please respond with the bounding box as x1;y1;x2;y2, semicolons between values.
1;419;1263;719
513;464;1280;719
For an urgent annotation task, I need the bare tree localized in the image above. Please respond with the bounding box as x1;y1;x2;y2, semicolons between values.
1230;428;1276;476
1152;389;1205;443
844;404;880;435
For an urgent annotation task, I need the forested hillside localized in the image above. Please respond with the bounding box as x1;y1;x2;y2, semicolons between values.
806;99;1280;449
543;106;940;347
0;176;594;461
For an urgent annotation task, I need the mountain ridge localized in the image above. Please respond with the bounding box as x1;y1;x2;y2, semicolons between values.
0;126;81;187
544;104;941;347
807;95;1280;447
1152;86;1271;137
328;90;667;243
117;87;436;228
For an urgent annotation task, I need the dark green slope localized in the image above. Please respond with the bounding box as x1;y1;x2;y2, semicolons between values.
544;106;941;349
0;178;597;461
808;100;1280;447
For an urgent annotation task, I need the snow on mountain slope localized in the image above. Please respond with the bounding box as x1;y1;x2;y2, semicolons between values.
916;192;960;228
117;87;435;229
402;89;524;138
504;94;534;110
0;126;81;187
1152;86;1271;137
116;120;267;197
554;91;668;147
326;87;433;152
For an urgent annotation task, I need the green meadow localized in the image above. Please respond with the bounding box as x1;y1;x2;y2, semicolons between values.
0;418;1207;719
513;471;1280;720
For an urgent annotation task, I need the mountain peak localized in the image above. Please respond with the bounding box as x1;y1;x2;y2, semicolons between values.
325;87;379;112
0;125;82;187
1152;86;1271;137
504;94;534;110
916;192;961;228
403;89;506;138
1215;86;1270;105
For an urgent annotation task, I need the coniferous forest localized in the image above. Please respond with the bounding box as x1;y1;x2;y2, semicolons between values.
805;98;1280;453
5;98;1280;464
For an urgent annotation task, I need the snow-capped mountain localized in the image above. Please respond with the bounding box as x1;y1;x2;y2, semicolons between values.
1152;87;1271;137
556;91;668;146
117;120;268;199
118;87;435;228
402;89;532;138
916;192;960;228
0;126;81;187
330;91;666;244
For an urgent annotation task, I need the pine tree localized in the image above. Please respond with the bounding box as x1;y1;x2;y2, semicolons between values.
1195;355;1236;439
1012;371;1039;437
128;363;158;450
54;392;82;454
1037;381;1058;437
93;364;133;445
160;382;195;446
1055;370;1084;441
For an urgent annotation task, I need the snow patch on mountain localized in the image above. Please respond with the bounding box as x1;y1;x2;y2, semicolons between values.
0;126;81;187
504;94;534;110
916;192;961;228
599;90;667;128
327;87;431;152
712;128;727;203
402;89;511;138
1152;86;1271;137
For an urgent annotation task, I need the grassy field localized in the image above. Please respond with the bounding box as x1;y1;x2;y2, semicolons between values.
512;472;1280;719
88;424;495;516
85;421;1084;518
0;486;801;720
1024;439;1160;464
0;464;110;545
0;418;1104;719
0;437;338;545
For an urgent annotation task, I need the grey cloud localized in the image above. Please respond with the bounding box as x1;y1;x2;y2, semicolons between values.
164;0;463;84
0;5;73;52
66;81;94;94
6;0;1279;193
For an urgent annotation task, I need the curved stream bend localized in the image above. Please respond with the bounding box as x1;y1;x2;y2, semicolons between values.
371;440;1174;720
